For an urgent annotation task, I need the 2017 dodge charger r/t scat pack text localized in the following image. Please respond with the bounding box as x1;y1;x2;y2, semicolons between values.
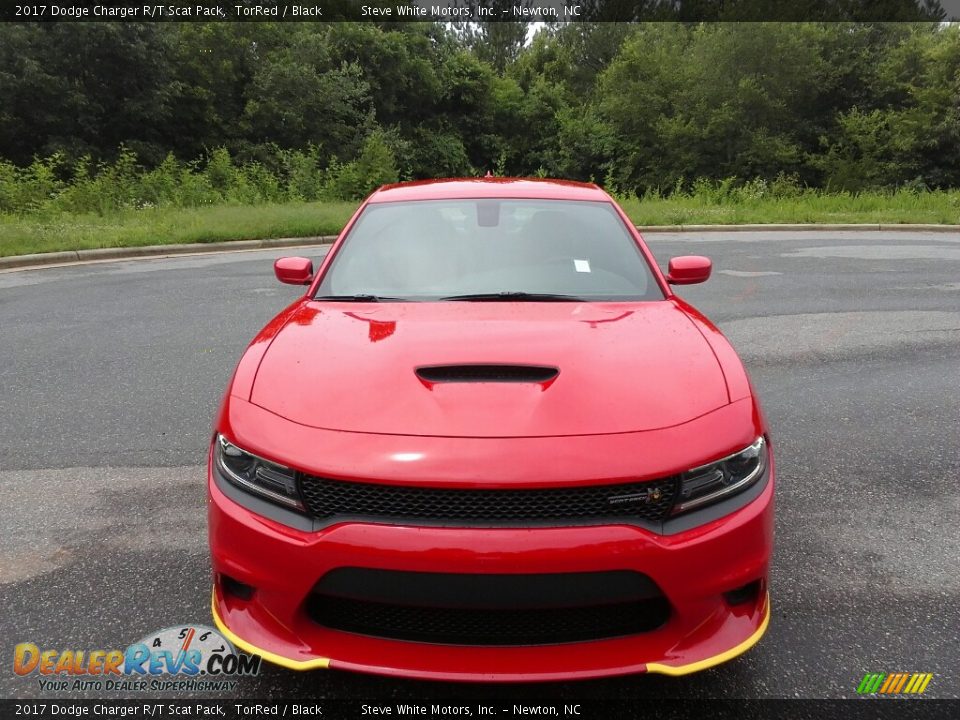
208;178;774;681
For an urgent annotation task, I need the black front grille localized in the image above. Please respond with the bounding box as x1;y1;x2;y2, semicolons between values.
307;595;671;646
297;474;678;527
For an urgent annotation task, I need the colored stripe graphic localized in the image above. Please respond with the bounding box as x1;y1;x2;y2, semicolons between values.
857;672;932;694
879;674;897;693
915;674;933;694
857;673;882;693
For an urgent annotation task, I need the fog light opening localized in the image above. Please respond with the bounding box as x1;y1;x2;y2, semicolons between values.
221;574;255;601
724;579;762;606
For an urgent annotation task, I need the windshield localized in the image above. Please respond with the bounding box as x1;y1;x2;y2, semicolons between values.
314;199;663;301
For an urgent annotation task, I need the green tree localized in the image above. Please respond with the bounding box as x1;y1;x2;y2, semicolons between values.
325;130;399;200
599;23;829;192
163;22;287;160
0;24;175;164
815;25;960;189
455;2;528;73
242;29;374;158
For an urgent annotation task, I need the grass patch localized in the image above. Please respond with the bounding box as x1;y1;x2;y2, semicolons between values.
0;202;356;257
619;188;960;226
2;190;959;259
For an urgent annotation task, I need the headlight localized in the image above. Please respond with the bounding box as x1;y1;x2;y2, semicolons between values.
672;436;767;515
215;434;304;511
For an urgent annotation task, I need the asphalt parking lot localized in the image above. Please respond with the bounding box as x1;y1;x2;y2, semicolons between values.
1;230;957;700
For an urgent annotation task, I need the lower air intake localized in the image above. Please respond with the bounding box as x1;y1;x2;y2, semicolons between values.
307;569;671;646
307;595;670;646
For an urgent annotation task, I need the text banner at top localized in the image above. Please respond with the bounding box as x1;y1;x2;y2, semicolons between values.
3;0;959;23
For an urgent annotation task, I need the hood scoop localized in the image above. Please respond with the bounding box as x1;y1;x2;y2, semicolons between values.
416;364;559;385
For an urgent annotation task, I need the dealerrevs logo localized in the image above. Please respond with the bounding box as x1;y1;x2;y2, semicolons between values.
14;625;260;692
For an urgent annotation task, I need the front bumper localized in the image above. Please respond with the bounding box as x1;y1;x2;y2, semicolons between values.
208;457;774;682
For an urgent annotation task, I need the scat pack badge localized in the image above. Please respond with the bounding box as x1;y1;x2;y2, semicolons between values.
13;625;261;692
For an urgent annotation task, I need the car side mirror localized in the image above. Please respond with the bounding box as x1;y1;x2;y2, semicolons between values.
667;256;712;285
274;257;314;285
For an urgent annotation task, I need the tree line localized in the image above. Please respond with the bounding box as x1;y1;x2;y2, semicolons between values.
1;21;958;210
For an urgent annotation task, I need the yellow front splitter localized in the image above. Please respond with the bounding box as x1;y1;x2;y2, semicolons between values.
646;593;771;676
211;588;770;677
211;589;330;671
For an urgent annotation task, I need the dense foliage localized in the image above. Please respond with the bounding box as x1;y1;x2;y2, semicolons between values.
1;21;959;213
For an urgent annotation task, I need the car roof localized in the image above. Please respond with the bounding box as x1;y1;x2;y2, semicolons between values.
367;177;610;204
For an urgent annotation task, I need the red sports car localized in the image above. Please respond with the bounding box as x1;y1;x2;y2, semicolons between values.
208;178;774;681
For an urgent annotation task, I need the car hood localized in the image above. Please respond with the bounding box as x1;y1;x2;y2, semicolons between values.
249;300;730;437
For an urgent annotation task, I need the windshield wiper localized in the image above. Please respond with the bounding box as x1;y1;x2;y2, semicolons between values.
441;291;585;302
313;294;407;302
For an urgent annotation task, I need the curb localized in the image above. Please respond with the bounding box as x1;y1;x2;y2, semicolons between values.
635;223;960;233
0;235;338;271
2;223;959;271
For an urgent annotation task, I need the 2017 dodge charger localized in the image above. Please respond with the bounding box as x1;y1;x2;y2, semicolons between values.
208;178;774;681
